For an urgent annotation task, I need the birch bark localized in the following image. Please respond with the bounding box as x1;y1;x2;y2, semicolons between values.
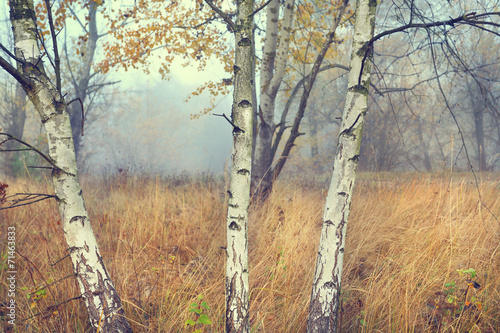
7;1;132;332
251;0;294;198
225;0;254;331
306;0;377;331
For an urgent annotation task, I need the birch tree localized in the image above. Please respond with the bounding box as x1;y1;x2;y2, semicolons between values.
36;0;111;161
205;0;255;330
251;0;294;198
306;0;377;331
0;1;132;331
272;0;349;186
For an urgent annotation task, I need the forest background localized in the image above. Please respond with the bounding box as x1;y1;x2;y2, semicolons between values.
2;0;500;178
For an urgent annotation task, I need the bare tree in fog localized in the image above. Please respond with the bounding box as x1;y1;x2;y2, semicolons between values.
251;0;295;199
0;15;28;177
332;0;500;173
58;0;121;165
369;0;500;172
449;30;500;171
0;80;27;176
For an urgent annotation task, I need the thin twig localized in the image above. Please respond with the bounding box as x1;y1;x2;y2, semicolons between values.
27;166;53;169
18;295;83;322
0;133;58;169
51;253;71;266
44;0;61;93
250;0;274;17
68;98;85;135
213;113;245;133
1;193;57;210
204;0;235;32
29;274;76;297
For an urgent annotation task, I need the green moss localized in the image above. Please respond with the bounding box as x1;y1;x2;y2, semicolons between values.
356;42;369;57
10;0;35;21
349;85;369;95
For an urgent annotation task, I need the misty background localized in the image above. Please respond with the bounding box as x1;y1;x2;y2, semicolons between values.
1;0;500;180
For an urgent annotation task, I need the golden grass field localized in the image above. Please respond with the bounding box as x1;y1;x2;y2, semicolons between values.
1;173;500;332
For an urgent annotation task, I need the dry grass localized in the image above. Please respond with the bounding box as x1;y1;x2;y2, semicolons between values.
1;173;500;332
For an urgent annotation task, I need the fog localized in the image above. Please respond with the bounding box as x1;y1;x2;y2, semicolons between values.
79;64;234;175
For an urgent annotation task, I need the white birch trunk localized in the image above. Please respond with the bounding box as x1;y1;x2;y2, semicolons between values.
8;1;132;332
225;0;254;331
306;0;377;331
252;0;294;198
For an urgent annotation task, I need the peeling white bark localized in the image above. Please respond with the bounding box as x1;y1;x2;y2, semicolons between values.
225;0;255;331
8;1;132;332
306;0;377;332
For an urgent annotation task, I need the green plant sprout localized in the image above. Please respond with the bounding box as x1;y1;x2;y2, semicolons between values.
429;268;483;330
185;295;212;332
21;280;50;311
357;310;367;327
457;268;476;279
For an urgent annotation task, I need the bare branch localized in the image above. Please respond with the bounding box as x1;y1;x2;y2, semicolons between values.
0;42;25;64
250;0;274;17
1;192;57;210
0;132;58;169
67;98;85;136
44;0;61;93
272;63;349;160
204;0;235;32
174;15;219;29
369;12;500;45
213;113;245;133
66;2;88;33
0;55;32;88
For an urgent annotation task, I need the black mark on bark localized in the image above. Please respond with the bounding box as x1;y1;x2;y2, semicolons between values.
69;215;85;227
238;100;252;108
238;38;251;46
237;168;250;175
229;221;241;231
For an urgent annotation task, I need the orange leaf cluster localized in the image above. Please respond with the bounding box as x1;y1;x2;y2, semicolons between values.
96;0;352;115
